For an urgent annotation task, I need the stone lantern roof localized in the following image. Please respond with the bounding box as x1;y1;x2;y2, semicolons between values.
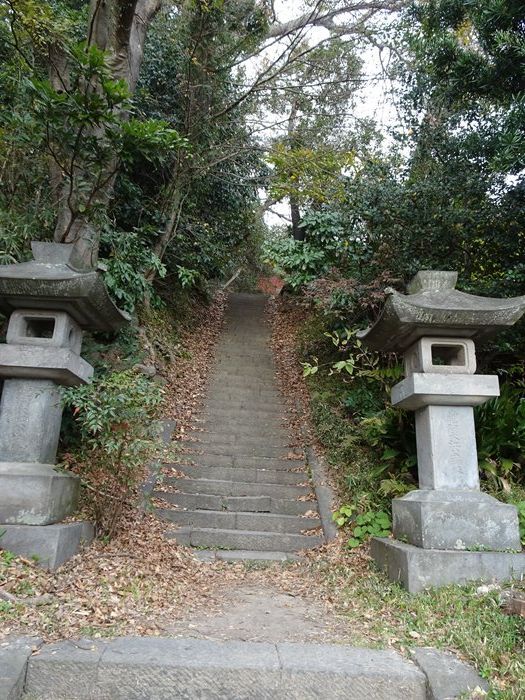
0;242;129;332
358;270;525;353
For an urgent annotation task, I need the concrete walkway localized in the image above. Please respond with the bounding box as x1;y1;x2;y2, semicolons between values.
155;293;324;560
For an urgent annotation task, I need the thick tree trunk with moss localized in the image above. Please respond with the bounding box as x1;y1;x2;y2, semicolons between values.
51;0;161;269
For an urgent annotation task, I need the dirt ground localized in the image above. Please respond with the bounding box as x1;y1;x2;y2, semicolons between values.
159;581;349;643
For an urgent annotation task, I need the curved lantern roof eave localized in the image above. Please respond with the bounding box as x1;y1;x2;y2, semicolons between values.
0;259;130;333
358;276;525;354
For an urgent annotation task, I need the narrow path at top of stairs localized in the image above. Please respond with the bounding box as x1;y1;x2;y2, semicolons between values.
155;292;324;561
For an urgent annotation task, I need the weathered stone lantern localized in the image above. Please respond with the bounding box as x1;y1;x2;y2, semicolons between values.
0;242;128;568
359;271;525;593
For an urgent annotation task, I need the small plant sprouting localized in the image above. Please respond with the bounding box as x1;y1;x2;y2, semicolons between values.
333;506;392;548
346;510;391;549
332;504;355;527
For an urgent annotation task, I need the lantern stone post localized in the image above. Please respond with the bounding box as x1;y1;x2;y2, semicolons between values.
0;242;128;568
359;271;525;593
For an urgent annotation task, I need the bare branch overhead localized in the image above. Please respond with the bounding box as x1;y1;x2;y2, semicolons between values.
267;1;405;39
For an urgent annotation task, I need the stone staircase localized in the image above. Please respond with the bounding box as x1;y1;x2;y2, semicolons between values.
154;293;324;560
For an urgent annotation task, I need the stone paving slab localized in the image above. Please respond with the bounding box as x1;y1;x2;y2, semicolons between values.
166;477;311;499
0;637;41;700
157;507;319;533
169;526;323;551
175;464;306;486
21;637;430;700
411;648;489;699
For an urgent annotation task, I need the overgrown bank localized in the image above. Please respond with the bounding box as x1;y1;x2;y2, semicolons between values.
0;290;230;639
269;294;525;700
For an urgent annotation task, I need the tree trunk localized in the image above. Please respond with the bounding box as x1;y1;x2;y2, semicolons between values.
287;99;303;241
290;198;303;241
50;0;161;268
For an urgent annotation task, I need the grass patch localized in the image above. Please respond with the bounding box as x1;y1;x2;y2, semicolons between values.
305;549;525;699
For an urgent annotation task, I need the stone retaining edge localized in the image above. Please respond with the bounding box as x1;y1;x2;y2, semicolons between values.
0;636;490;700
294;398;337;542
305;445;338;542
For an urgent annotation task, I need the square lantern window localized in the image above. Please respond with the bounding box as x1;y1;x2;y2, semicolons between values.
6;309;82;353
23;317;56;339
404;337;476;375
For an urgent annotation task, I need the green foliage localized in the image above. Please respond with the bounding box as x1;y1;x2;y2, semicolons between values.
476;374;525;490
176;265;200;289
412;0;525;172
268;143;354;205
100;228;166;312
333;504;391;548
346;510;391;548
263;210;349;288
332;504;355;527
0;549;16;566
27;43;131;218
62;370;163;536
121;119;189;165
263;235;330;289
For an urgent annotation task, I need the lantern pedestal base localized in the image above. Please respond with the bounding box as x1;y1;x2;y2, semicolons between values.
0;522;94;570
392;489;521;551
0;464;80;525
371;538;525;594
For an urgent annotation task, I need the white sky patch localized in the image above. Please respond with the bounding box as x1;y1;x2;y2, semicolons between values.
243;0;400;226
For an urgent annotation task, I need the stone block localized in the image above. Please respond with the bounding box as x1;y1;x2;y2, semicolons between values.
277;643;426;699
0;345;93;385
0;521;93;569
415;405;480;489
0;636;42;700
0;464;79;525
98;637;281;700
23;637;428;699
411;647;489;699
371;537;525;593
404;337;476;376
6;309;82;354
392;373;499;410
25;639;106;699
393;490;521;551
0;382;64;464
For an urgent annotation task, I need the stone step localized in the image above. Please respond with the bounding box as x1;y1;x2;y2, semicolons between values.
216;345;271;353
214;362;275;373
21;636;430;699
194;549;301;563
202;400;283;412
172;454;305;471
215;356;275;367
212;367;277;378
206;390;281;403
169;464;307;486
194;420;287;437
167;526;323;552
215;351;273;361
156;508;320;533
154;491;318;516
167;477;312;500
204;399;283;413
184;442;293;460
188;430;289;446
212;376;276;386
